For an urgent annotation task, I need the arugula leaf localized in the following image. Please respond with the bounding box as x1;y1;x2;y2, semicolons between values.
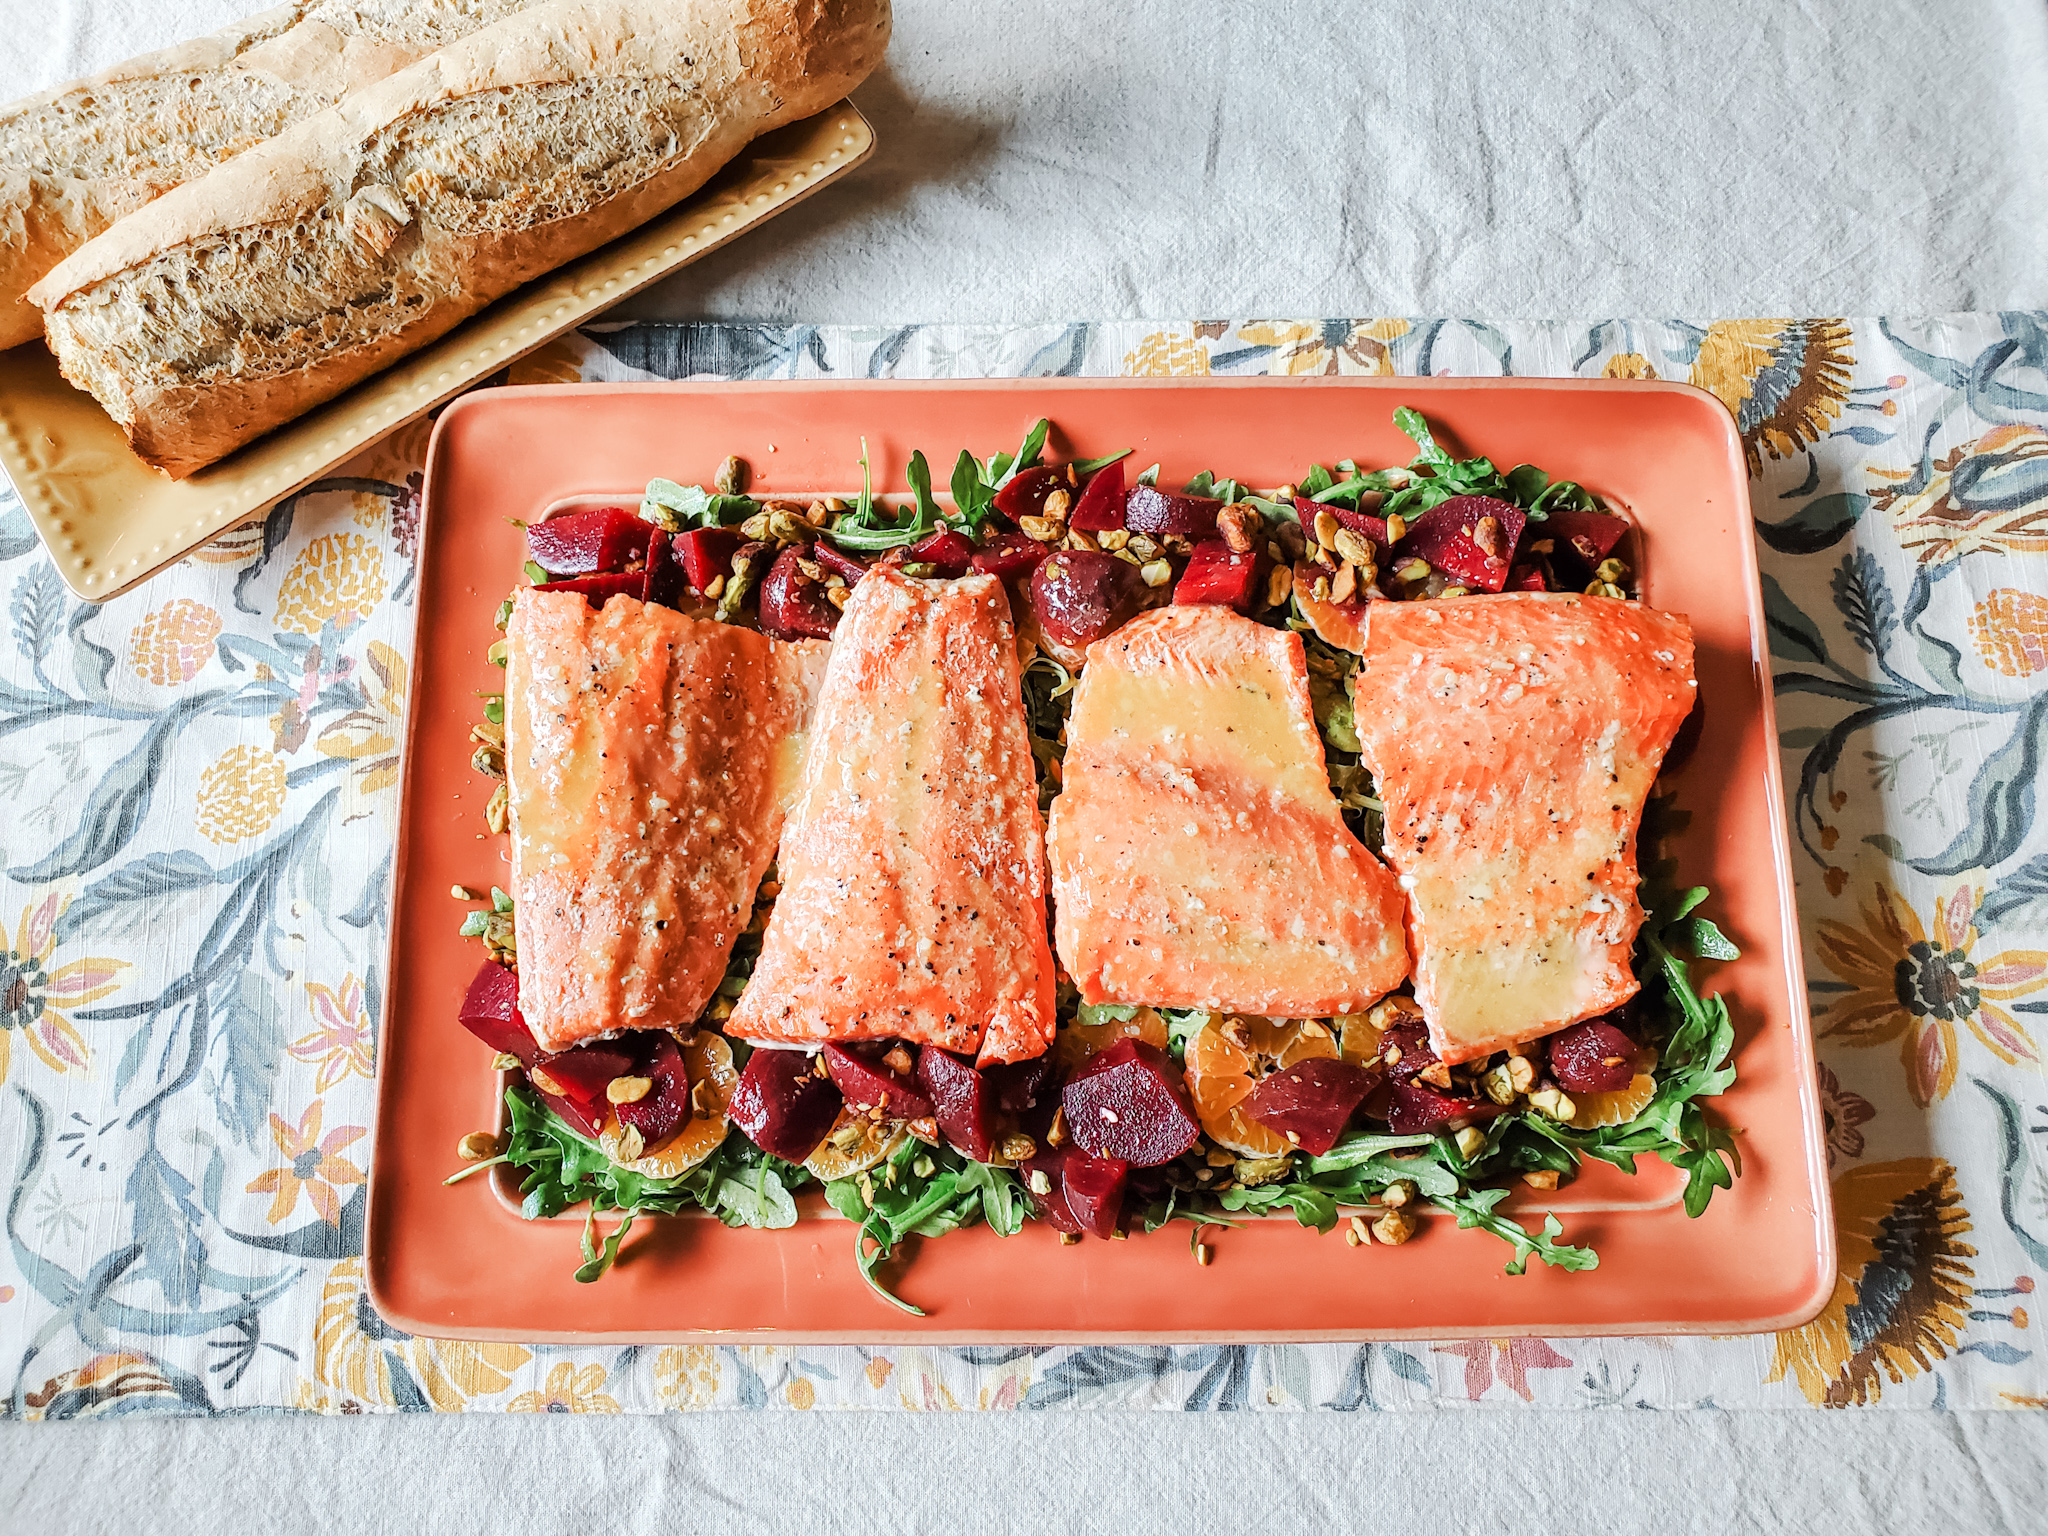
829;440;941;552
949;449;995;537
1076;1002;1141;1026
1135;463;1161;487
709;1159;799;1229
576;1207;637;1282
1298;463;1334;498
905;451;943;533
826;1140;1030;1314
1436;1188;1600;1275
993;419;1051;490
1072;448;1134;475
500;1086;813;1281
1393;406;1451;467
642;478;756;530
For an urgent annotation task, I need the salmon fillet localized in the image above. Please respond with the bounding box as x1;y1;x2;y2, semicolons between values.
725;566;1057;1066
1355;592;1697;1064
505;590;828;1052
1047;606;1410;1017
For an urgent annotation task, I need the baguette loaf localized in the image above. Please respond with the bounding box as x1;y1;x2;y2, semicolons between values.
33;0;890;479
0;0;547;350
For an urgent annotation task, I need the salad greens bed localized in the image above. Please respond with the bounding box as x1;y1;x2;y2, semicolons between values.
477;407;1743;1309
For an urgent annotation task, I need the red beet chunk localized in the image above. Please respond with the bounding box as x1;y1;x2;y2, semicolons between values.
528;506;648;576
613;1032;694;1148
1063;1152;1129;1240
729;1048;842;1162
1029;549;1147;649
531;1042;638;1107
1173;540;1267;614
538;1089;605;1138
758;546;840;640
1400;495;1527;592
984;1050;1057;1115
1547;1019;1638;1093
812;540;870;586
533;571;644;608
1542;506;1631;569
916;1048;1000;1162
1020;1145;1081;1232
1060;1039;1202;1167
1124;484;1224;537
971;530;1052;582
1377;1019;1439;1086
643;530;688;608
906;528;975;577
674;527;742;593
1299;498;1389;553
823;1041;934;1119
1070;460;1128;530
992;465;1069;522
457;961;536;1063
1505;562;1548;593
1242;1057;1380;1155
1385;1081;1496;1134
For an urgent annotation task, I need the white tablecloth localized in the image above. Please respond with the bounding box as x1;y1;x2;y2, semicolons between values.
5;1;2048;1530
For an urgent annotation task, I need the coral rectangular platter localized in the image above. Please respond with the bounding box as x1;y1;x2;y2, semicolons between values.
0;101;871;603
368;375;1833;1344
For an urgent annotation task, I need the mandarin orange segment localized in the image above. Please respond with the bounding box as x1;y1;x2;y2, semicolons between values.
802;1107;910;1182
1334;1013;1384;1066
598;1032;738;1177
1056;1006;1171;1076
1568;1071;1658;1129
1185;1017;1340;1157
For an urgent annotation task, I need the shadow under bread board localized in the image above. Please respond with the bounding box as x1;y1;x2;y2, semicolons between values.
0;102;874;602
368;375;1833;1344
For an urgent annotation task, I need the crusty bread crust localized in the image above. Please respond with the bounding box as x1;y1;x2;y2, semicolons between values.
33;0;892;478
0;1;544;350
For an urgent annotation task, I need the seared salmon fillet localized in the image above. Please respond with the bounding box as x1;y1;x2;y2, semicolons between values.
1047;606;1410;1016
506;590;828;1052
1354;592;1696;1063
725;566;1057;1066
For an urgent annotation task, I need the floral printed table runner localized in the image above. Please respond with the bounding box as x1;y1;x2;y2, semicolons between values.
2;316;2044;1416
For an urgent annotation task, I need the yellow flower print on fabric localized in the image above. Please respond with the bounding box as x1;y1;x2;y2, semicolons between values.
509;1362;622;1414
1870;424;2048;568
275;532;389;635
195;745;288;844
654;1346;722;1410
1237;319;1409;376
315;640;408;810
315;1259;530;1410
1689;319;1853;475
1969;589;2048;677
128;599;223;685
290;974;377;1091
1813;880;2045;1106
1603;352;1658;380
1121;330;1211;377
1768;1159;1975;1406
0;893;126;1087
245;1099;366;1225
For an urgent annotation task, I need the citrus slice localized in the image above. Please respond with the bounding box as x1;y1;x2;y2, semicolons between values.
1184;1016;1340;1156
1333;1012;1384;1067
803;1106;910;1181
1055;1006;1170;1076
1568;1071;1658;1129
598;1032;739;1178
